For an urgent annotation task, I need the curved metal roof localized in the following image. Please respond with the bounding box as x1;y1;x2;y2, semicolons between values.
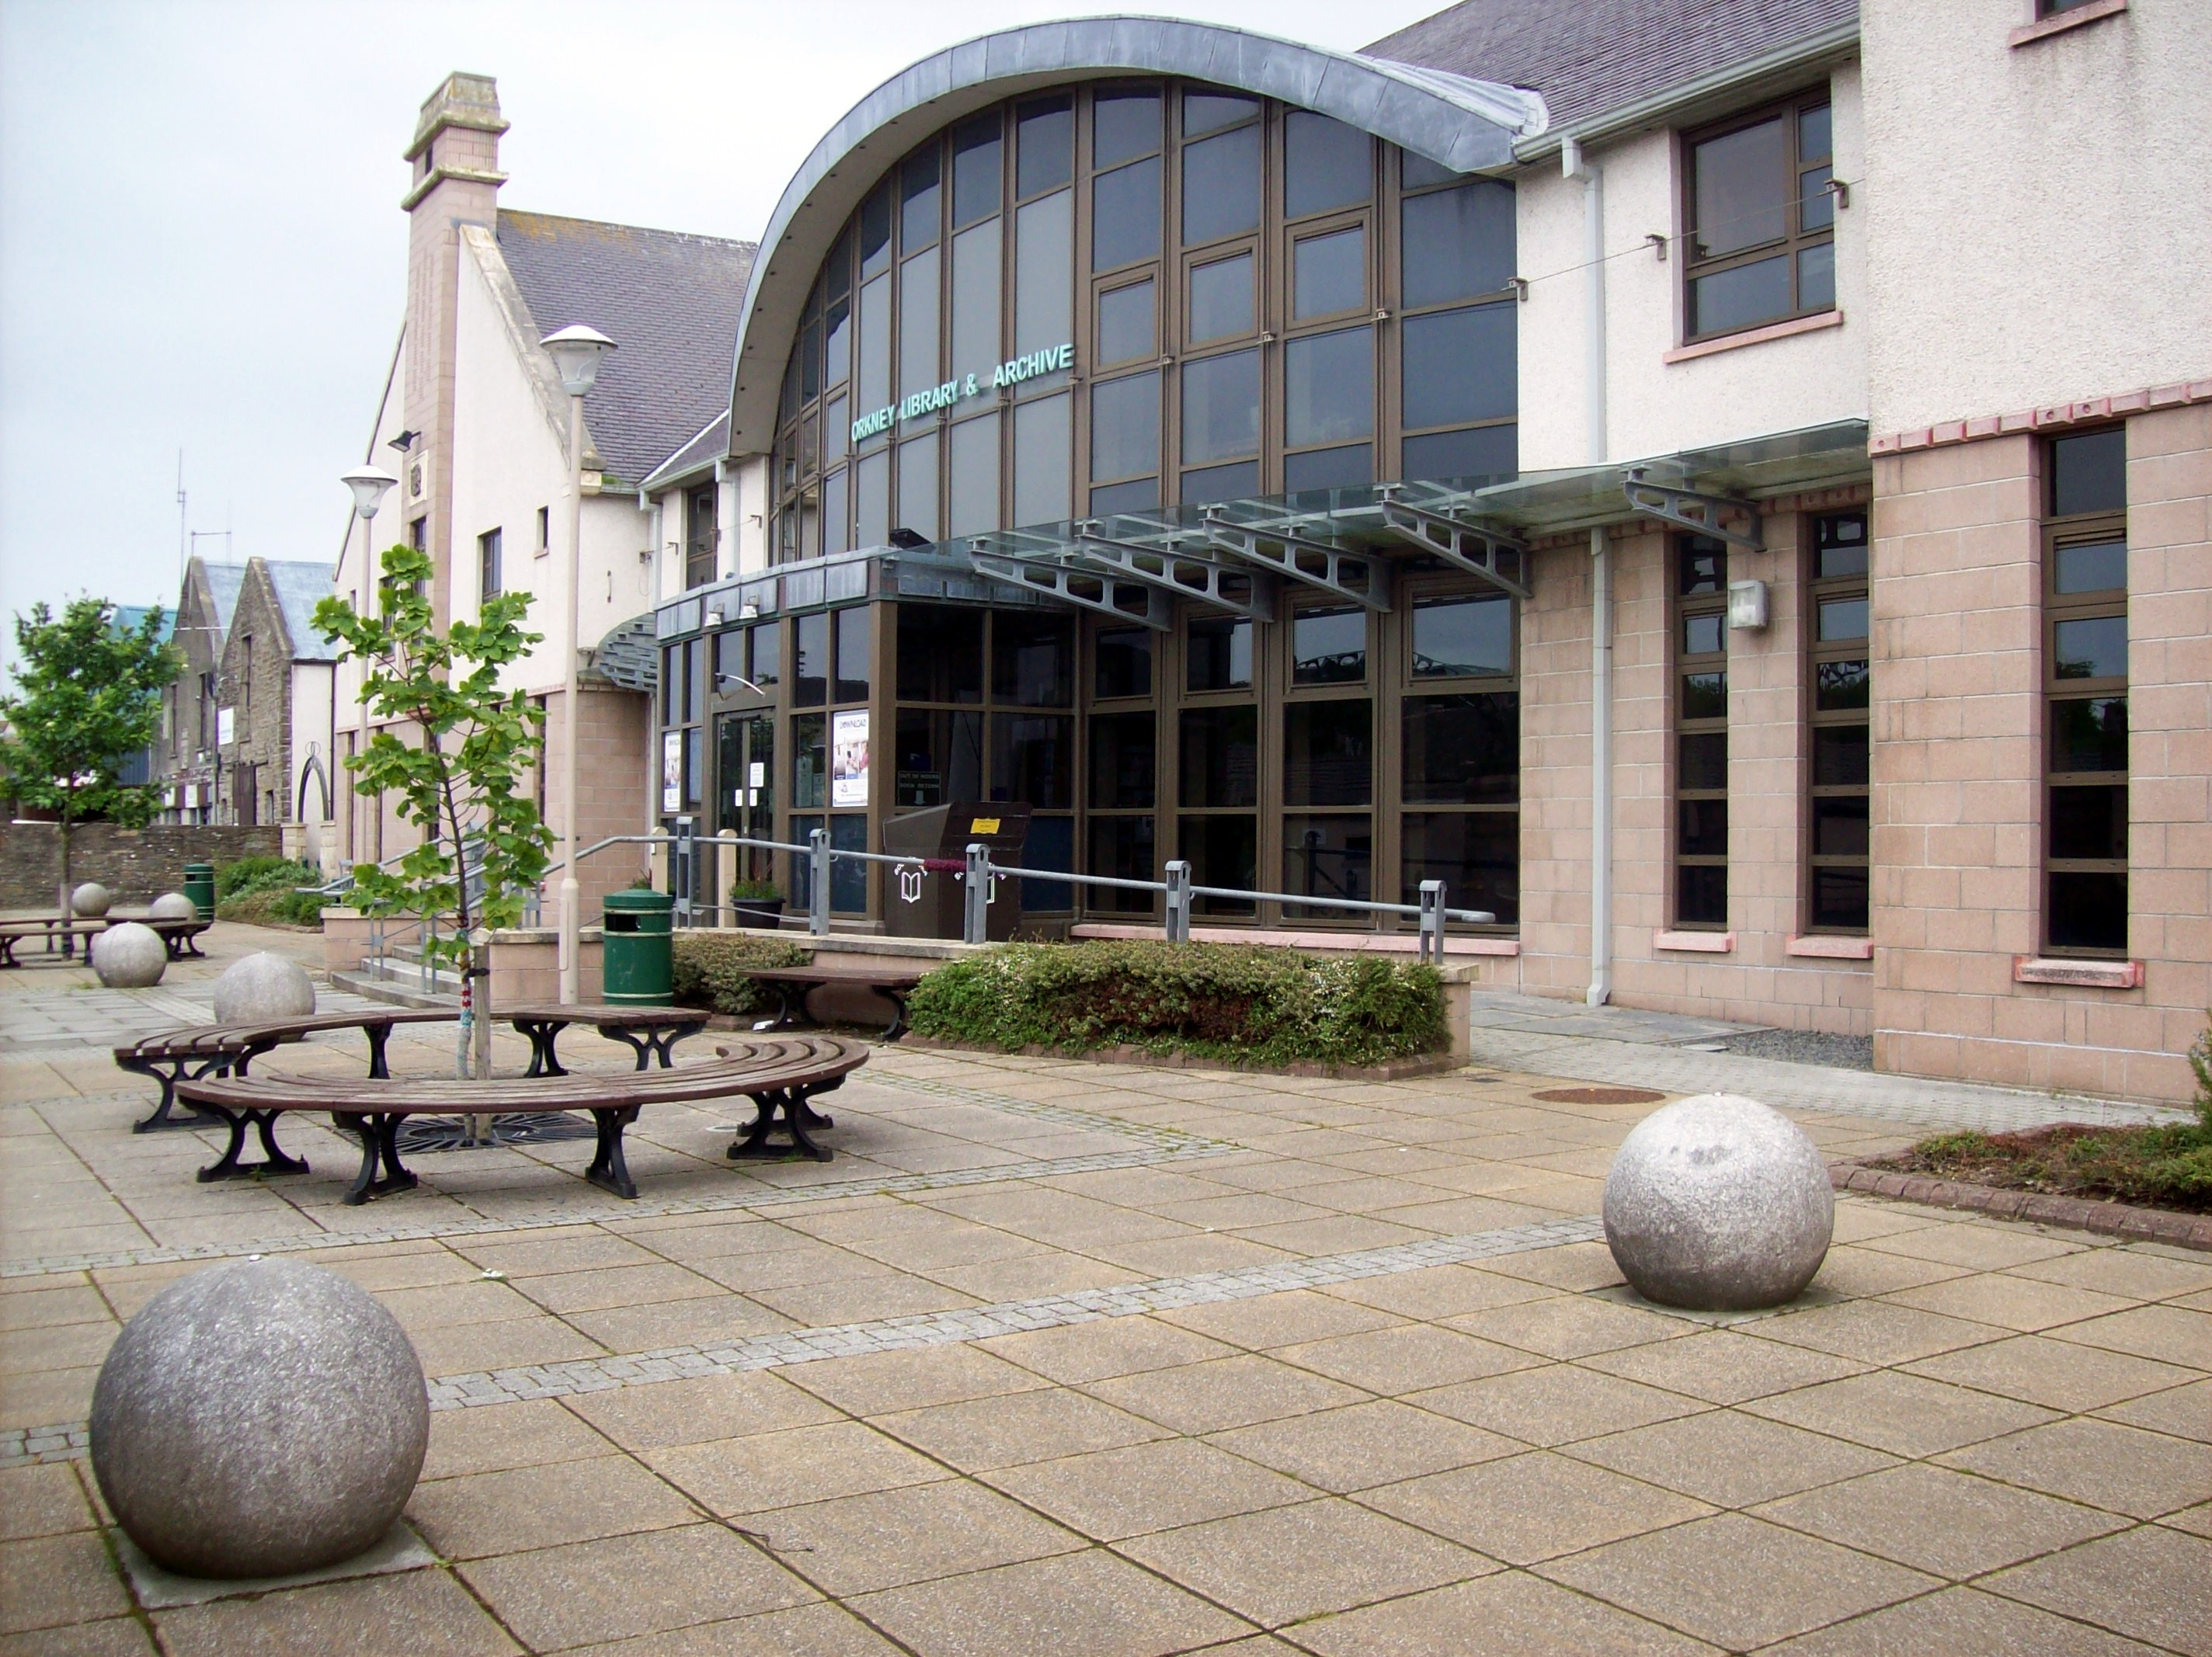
725;15;1547;455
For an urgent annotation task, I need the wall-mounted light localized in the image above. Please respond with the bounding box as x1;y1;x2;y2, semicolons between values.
1727;579;1770;630
1646;234;1668;262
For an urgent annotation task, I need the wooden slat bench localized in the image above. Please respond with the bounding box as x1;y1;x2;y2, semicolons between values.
113;1010;459;1132
0;918;106;967
743;962;930;1040
499;1003;710;1075
174;1035;868;1202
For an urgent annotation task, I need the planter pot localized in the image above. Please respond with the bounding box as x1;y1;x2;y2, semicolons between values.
732;898;785;929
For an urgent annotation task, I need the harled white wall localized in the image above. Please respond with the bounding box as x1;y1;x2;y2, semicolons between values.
1515;64;1868;471
1862;0;2211;431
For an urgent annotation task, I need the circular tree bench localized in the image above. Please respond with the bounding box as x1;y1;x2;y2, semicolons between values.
113;1010;459;1131
176;1034;869;1202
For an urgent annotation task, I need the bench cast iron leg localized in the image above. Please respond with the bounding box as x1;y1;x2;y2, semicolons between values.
334;1112;418;1204
519;1020;569;1078
728;1088;833;1162
585;1106;642;1197
125;1058;221;1133
882;991;909;1043
601;1027;653;1071
366;1023;394;1079
195;1107;310;1183
794;1072;843;1131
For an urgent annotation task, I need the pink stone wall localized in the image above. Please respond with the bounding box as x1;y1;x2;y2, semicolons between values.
1870;408;2210;1103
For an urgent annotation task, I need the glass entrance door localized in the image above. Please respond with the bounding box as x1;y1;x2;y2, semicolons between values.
715;712;778;898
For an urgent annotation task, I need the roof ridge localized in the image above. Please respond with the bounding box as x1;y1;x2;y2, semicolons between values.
496;206;757;251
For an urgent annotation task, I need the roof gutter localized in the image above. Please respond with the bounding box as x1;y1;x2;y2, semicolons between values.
1512;19;1859;166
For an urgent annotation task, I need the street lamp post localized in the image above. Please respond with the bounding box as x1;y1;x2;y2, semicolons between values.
539;325;616;1005
339;464;398;846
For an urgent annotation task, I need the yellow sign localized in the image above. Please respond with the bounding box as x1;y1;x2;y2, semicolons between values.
969;817;1001;835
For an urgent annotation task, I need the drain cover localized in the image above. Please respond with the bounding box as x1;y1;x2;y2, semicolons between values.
1532;1086;1667;1105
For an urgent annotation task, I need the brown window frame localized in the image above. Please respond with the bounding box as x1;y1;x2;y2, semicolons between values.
2043;430;2129;958
1674;535;1729;928
1679;89;1835;346
1399;576;1520;935
1806;511;1870;934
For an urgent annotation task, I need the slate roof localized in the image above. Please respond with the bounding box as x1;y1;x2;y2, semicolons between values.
641;411;729;493
496;210;756;487
1365;0;1857;134
261;560;342;662
200;562;247;638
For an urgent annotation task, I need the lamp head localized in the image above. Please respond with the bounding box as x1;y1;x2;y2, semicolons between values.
340;466;398;519
540;325;617;397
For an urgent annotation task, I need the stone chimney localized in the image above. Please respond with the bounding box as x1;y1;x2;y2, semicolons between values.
399;73;509;628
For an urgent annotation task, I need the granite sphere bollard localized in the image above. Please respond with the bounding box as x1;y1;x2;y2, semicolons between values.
71;881;113;917
1602;1093;1834;1311
211;950;317;1022
91;922;168;988
90;1258;428;1579
149;891;199;922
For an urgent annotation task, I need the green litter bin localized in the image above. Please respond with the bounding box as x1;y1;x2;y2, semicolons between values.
601;888;676;1006
183;863;216;922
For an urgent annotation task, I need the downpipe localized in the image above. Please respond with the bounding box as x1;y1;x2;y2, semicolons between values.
1566;135;1612;1007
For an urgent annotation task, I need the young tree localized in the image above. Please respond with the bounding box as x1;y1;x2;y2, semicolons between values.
315;545;552;1079
0;599;178;928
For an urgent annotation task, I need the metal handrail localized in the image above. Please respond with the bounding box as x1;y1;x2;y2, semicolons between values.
537;827;1495;964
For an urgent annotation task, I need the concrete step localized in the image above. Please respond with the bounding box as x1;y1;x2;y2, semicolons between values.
329;969;461;1010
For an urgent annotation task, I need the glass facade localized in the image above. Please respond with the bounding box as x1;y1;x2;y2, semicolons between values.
666;74;1532;941
769;79;1517;561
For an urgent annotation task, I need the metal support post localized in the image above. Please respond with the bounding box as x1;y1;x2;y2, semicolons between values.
962;842;989;945
1417;880;1445;966
672;816;695;926
808;828;830;936
1163;860;1192;943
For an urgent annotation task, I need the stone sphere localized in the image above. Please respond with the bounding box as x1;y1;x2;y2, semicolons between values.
90;1258;428;1579
1602;1093;1835;1311
91;922;168;989
71;881;112;917
211;950;316;1022
149;891;199;922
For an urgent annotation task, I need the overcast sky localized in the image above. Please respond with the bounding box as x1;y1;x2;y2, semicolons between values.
0;0;1444;671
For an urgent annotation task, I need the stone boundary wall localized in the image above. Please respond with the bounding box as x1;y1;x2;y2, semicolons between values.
0;823;281;907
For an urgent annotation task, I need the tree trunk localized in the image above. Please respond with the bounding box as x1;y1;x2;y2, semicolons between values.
56;809;73;956
472;944;493;1080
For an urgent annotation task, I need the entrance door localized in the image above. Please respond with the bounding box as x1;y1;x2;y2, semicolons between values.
715;712;777;898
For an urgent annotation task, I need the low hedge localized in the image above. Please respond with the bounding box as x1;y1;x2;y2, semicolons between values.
214;857;332;928
672;929;811;1016
906;940;1447;1068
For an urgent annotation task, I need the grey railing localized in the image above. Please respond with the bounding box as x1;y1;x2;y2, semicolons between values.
548;829;1493;964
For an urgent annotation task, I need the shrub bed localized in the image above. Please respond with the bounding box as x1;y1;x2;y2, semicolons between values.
1872;1025;2212;1214
213;857;331;928
906;940;1447;1069
672;930;812;1016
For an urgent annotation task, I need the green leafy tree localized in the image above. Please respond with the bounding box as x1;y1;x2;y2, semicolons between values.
315;545;551;1079
0;599;179;925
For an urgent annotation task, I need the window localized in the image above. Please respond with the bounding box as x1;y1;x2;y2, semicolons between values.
1188;252;1254;343
1807;512;1869;931
1675;536;1729;926
478;528;501;604
1097;278;1155;365
2044;427;2128;955
1402;587;1518;926
1090;370;1160;515
685;487;717;589
1683;92;1835;341
1400;172;1516;485
535;505;549;557
1181;95;1260;245
1285;112;1369;219
1181;346;1259;505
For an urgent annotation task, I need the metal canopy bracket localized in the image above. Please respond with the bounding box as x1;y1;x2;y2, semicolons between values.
1376;493;1532;599
1072;530;1278;621
1623;468;1764;551
1201;509;1391;612
965;545;1172;630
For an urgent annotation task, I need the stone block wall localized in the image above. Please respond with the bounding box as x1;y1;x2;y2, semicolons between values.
1869;406;2211;1103
0;823;281;907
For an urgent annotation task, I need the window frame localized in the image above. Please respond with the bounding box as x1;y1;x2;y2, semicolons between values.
2042;429;2130;958
1805;510;1870;935
1678;89;1835;346
1674;535;1730;929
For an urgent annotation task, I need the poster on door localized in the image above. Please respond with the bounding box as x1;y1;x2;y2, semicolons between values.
830;710;869;808
661;731;682;813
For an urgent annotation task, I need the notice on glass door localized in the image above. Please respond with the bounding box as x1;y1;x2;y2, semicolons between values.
662;731;682;813
830;710;870;808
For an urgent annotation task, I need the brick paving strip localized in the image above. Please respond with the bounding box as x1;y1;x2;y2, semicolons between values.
1830;1161;2212;1249
0;1214;1605;1468
1;1072;1239;1281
